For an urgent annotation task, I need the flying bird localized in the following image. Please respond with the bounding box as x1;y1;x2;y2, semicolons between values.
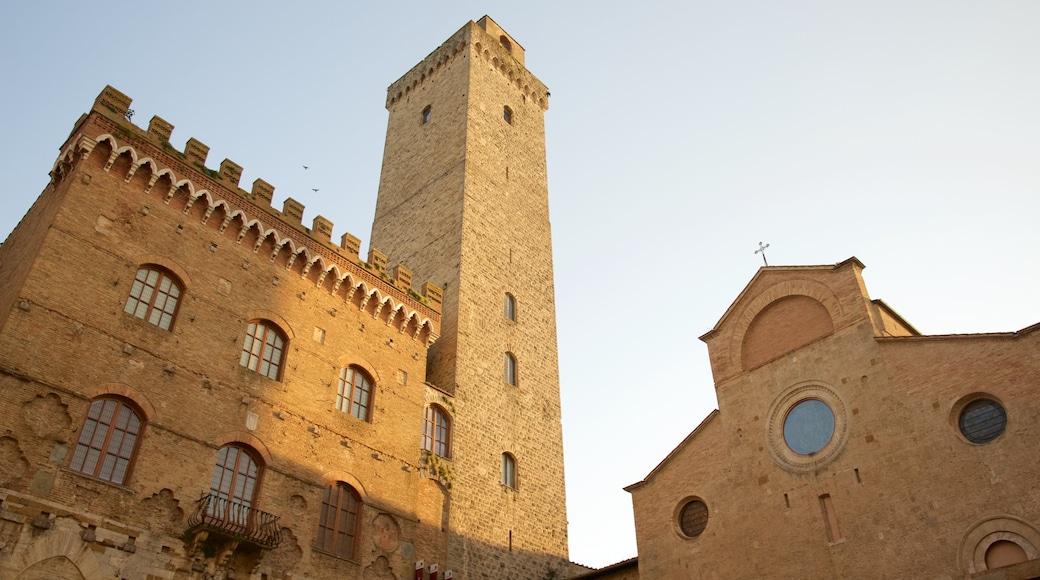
312;189;319;192
303;165;309;170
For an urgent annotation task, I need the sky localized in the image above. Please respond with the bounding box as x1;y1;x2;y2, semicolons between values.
1;1;1038;570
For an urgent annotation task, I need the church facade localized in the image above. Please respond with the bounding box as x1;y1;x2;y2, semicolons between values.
624;258;1040;579
0;17;575;580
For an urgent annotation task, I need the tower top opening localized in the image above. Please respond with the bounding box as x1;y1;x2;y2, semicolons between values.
477;15;525;66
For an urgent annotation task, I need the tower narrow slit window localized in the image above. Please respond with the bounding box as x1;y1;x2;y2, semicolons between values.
503;105;513;124
504;293;516;321
502;453;517;488
124;266;182;330
421;105;432;124
504;352;517;386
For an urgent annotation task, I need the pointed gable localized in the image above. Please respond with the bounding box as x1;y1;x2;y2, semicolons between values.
699;257;873;385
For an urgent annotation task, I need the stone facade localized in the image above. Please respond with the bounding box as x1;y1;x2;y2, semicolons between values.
0;17;575;580
625;258;1040;579
371;17;570;580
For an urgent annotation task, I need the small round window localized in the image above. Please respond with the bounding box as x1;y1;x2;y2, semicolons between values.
783;399;835;455
959;398;1007;444
678;499;708;538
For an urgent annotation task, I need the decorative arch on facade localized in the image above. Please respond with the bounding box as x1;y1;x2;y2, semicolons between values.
319;470;369;500
213;431;274;465
84;383;156;421
11;523;104;580
57;129;438;345
741;295;834;370
132;253;192;287
242;309;295;340
959;515;1040;574
728;278;844;372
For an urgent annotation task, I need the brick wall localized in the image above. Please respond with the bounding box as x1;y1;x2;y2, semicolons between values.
628;262;1040;579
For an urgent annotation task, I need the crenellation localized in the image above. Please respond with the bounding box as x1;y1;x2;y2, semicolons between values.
367;248;387;273
147;116;173;143
251;178;274;206
1;19;571;578
340;232;361;259
312;215;333;242
281;197;305;224
393;264;412;289
183;137;209;166
385;26;469;109
219;159;242;187
93;85;131;117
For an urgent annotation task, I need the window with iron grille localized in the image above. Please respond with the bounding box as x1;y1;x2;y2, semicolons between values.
124;266;182;330
337;366;373;421
208;445;261;527
959;398;1007;444
678;499;709;538
240;321;286;380
68;397;143;485
316;482;361;559
422;405;451;458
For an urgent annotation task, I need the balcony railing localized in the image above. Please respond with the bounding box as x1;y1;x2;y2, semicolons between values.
186;493;281;549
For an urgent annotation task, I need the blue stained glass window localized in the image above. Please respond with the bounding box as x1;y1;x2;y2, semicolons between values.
783;399;835;455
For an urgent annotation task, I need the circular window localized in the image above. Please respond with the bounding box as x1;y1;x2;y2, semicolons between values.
766;382;850;472
783;399;836;455
959;398;1007;444
678;499;708;538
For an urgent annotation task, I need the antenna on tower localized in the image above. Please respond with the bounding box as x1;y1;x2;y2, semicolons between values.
755;242;770;266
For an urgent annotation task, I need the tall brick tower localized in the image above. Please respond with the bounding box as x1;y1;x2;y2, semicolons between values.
370;16;570;577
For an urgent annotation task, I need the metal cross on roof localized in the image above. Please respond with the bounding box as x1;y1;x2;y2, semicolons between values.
755;242;770;266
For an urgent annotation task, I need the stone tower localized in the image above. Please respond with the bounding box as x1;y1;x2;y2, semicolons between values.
370;16;570;577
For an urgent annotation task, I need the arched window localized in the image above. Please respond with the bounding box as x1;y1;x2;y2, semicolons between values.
337;366;373;421
316;482;361;559
503;105;513;125
124;266;182;330
68;397;144;485
208;444;261;527
501;453;516;488
421;105;432;124
504;352;517;386
240;321;287;380
504;293;516;321
422;405;451;458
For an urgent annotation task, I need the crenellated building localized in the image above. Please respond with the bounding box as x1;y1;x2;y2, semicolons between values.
0;16;577;580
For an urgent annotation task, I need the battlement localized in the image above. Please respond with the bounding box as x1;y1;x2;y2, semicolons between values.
385;19;549;112
67;86;443;323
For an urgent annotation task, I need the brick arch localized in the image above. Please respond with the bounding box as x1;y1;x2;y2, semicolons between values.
729;278;843;372
131;254;192;287
336;355;381;384
212;431;273;465
243;309;294;340
12;523;103;580
960;515;1040;574
84;383;156;421
319;471;368;500
742;295;834;370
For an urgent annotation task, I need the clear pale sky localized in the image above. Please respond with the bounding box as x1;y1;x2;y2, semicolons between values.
1;1;1037;570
